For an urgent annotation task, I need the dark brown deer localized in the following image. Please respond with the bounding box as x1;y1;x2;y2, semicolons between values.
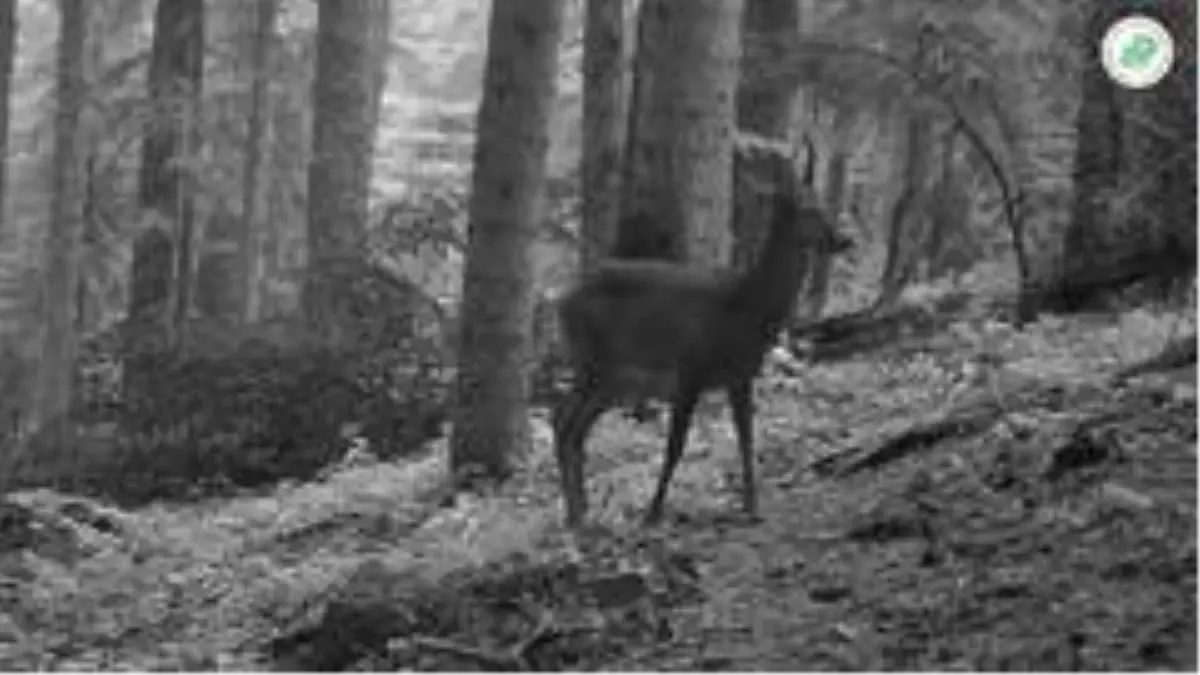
552;141;852;527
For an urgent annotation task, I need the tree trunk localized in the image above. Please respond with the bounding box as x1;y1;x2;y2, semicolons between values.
449;0;564;485
1114;0;1196;294
612;0;673;260
801;138;851;315
621;0;743;266
35;0;87;442
366;0;390;144
171;0;203;332
929;129;977;283
1037;0;1195;312
733;0;795;270
874;31;936;310
76;6;108;335
0;0;15;241
1180;0;1200;240
192;0;251;327
1041;0;1123;309
579;0;625;273
303;0;381;337
238;0;278;323
127;0;203;348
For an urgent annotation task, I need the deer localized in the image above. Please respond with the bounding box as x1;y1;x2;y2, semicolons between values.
551;138;853;527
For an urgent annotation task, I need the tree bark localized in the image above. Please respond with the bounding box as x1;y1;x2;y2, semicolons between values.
1037;0;1195;312
125;0;202;425
1057;0;1123;300
0;0;15;242
303;0;381;337
875;29;936;310
76;6;108;335
734;0;796;272
621;0;743;266
612;0;673;260
449;0;564;484
191;0;251;327
35;0;87;441
579;0;625;273
366;0;390;144
238;0;278;323
128;0;203;342
1114;0;1196;291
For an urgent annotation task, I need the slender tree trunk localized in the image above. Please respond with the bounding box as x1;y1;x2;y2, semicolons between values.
450;0;564;484
366;0;390;143
0;0;15;241
239;0;278;323
799;137;851;317
35;0;87;441
874;30;935;310
927;129;975;282
580;0;625;273
622;0;743;266
304;0;380;337
75;5;109;335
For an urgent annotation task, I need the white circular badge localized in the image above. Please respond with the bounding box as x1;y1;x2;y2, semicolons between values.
1101;15;1176;90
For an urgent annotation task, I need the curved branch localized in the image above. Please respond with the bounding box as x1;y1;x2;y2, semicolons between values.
757;36;1030;315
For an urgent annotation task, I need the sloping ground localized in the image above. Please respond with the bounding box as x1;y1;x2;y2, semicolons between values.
0;308;1195;670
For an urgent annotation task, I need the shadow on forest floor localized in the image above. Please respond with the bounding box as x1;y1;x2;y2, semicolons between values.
1;305;1195;671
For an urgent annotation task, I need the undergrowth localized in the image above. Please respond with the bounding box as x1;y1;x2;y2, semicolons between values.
1;299;1194;670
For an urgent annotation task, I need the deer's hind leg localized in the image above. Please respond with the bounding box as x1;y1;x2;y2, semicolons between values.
643;386;702;526
552;371;612;527
726;378;759;521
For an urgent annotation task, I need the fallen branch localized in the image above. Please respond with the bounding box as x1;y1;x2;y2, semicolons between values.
811;380;1019;478
389;608;598;671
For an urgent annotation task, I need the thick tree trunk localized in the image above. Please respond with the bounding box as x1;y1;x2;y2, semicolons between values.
1037;0;1195;312
449;0;564;484
303;0;380;337
733;0;795;270
580;0;625;273
35;0;87;441
613;0;674;261
128;0;203;334
621;0;743;266
191;0;249;327
124;0;202;419
1118;0;1196;292
1041;0;1123;307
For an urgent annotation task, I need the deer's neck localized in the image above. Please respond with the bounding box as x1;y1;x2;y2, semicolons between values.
730;204;816;336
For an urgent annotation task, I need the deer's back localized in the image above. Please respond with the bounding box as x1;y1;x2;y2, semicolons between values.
558;260;764;382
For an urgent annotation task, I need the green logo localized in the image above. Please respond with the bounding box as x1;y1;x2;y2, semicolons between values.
1118;33;1158;69
1102;16;1175;89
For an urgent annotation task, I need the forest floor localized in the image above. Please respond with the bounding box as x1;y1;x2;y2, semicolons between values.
1;304;1196;671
